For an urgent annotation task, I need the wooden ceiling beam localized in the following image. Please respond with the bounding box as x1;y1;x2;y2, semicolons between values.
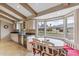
37;3;79;16
0;14;15;23
27;3;79;19
0;3;27;19
20;3;37;16
1;10;20;21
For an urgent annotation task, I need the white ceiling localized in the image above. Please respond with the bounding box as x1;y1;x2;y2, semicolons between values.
1;3;79;21
0;6;23;19
1;3;61;21
7;3;32;17
34;5;79;19
0;13;17;21
0;18;13;24
28;3;60;12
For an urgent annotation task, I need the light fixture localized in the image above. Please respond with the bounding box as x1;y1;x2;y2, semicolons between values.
17;5;20;8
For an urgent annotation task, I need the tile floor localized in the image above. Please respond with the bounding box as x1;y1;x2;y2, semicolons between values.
0;39;27;56
0;39;46;56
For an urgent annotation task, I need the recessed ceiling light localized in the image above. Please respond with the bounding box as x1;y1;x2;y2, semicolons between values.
17;5;20;8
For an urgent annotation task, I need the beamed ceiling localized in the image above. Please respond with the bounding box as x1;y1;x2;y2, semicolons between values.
0;3;79;22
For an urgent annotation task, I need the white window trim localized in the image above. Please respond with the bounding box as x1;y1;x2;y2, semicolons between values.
36;14;74;41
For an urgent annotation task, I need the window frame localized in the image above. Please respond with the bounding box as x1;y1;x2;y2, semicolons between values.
36;14;74;40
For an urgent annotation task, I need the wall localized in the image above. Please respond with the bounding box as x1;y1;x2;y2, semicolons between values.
0;20;1;39
0;18;13;40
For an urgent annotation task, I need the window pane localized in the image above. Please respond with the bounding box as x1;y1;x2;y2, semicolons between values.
16;22;21;32
38;21;45;36
46;19;64;37
67;16;74;40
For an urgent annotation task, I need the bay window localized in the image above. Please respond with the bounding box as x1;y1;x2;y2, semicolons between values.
46;19;64;37
37;21;45;37
66;16;74;40
36;15;74;40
